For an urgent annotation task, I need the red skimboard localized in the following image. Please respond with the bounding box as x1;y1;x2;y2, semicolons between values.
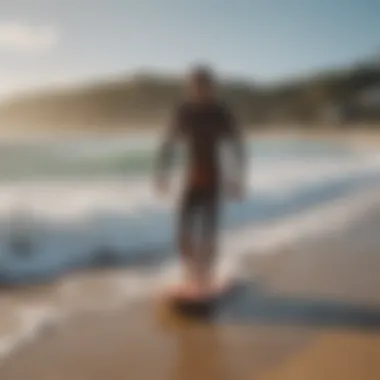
161;279;238;317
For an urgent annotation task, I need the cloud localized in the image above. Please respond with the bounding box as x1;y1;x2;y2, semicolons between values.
0;22;59;52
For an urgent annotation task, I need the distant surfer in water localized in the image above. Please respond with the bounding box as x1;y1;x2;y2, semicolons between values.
155;65;245;298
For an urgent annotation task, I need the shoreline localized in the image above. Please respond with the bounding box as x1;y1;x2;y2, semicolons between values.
0;202;379;379
0;186;379;378
0;129;379;378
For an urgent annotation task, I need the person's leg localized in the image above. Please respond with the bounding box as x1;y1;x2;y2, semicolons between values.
177;188;199;284
197;190;220;290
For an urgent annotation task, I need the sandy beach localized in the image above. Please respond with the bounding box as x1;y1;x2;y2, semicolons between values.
0;198;379;380
0;0;378;376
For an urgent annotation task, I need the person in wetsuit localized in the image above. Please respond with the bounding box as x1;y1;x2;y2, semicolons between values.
155;66;245;296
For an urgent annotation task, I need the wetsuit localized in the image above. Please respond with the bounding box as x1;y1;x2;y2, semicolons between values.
156;100;244;278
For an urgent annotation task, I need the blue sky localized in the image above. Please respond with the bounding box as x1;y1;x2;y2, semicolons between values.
0;0;379;98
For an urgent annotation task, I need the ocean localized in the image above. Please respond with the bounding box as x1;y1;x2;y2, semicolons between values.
0;134;379;358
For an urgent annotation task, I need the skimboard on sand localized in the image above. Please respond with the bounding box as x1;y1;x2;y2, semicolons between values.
158;278;240;318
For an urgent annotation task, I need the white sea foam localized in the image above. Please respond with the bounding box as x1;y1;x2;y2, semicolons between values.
2;183;379;362
0;139;380;360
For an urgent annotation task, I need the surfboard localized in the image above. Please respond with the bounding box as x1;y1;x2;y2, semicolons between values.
160;279;239;318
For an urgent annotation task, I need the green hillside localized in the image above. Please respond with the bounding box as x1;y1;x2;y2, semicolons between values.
0;61;379;130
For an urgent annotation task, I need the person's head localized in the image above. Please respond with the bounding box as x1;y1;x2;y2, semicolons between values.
186;65;217;103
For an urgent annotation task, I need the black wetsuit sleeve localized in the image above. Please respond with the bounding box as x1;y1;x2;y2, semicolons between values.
155;105;183;180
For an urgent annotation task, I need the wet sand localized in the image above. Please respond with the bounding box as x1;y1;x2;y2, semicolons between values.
1;206;380;379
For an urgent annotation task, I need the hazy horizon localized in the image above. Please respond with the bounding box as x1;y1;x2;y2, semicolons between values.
0;0;379;99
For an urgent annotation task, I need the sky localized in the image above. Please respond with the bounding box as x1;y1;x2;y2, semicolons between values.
0;0;379;98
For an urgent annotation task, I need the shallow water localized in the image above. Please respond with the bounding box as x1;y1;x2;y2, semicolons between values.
0;134;380;359
0;135;379;284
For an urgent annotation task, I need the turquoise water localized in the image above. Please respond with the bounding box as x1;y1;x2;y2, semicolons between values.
0;138;356;181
